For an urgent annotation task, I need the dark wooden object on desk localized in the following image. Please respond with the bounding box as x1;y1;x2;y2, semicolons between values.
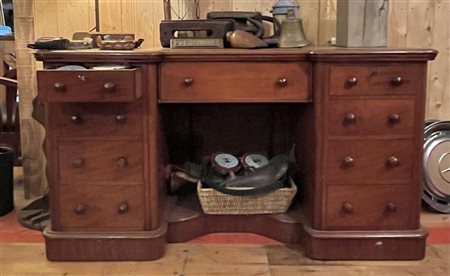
34;48;437;261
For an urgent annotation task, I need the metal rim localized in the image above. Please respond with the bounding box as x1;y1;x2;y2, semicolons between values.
423;120;450;213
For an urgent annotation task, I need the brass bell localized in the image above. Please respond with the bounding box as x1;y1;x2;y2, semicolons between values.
279;9;309;48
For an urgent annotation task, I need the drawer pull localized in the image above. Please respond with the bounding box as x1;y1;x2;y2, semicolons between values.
342;202;354;213
115;114;127;123
74;204;86;215
277;77;288;87
53;82;66;92
387;156;400;167
345;77;358;87
103;82;116;92
77;75;88;81
388;114;400;124
118;202;129;214
391;76;403;86
183;77;193;86
72;158;85;168
342;156;355;168
344;113;357;124
70;115;83;124
117;157;129;168
385;202;397;213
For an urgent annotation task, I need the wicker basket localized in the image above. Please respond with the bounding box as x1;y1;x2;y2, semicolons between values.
197;178;297;215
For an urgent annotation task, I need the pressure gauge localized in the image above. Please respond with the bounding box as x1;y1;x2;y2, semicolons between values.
243;154;269;169
211;153;241;177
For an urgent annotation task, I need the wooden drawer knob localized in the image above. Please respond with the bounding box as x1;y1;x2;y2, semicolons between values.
70;115;83;124
387;156;400;167
103;82;116;92
74;204;86;215
115;114;127;123
117;157;129;168
346;77;358;87
342;202;354;214
53;82;66;92
344;113;357;124
343;156;355;168
183;77;193;86
118;202;129;214
391;76;403;86
72;158;85;168
388;114;400;124
385;202;397;213
277;77;288;87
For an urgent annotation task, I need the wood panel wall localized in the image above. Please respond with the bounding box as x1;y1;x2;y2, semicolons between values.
14;0;47;197
15;0;450;196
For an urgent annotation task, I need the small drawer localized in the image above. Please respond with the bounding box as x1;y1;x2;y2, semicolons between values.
59;185;144;231
37;68;142;102
58;140;143;184
327;99;415;136
329;64;423;96
325;185;412;230
325;139;414;183
50;102;142;137
160;62;310;102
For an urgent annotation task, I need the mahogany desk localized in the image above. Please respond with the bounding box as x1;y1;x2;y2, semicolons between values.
35;48;437;261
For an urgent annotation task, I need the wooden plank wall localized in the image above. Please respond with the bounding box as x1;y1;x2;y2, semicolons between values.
14;0;47;198
15;0;450;196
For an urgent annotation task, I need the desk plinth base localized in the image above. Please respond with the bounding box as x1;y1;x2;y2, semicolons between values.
43;196;428;261
303;225;428;260
43;226;167;261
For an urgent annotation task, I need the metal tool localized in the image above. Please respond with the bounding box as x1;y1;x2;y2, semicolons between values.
160;20;234;48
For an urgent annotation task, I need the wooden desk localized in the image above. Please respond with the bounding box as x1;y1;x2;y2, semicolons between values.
35;48;437;261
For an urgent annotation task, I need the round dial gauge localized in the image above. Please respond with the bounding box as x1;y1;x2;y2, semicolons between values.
244;154;269;169
213;153;240;169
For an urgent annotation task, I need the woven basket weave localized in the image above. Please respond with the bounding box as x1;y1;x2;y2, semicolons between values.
197;178;297;215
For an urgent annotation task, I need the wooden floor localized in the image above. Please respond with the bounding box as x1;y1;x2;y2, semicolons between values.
1;168;450;276
1;243;449;276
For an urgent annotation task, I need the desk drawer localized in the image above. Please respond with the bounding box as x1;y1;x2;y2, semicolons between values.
329;64;423;96
50;102;142;138
58;140;143;184
325;185;412;230
59;185;144;231
325;139;414;183
38;68;142;102
160;62;310;102
327;99;415;136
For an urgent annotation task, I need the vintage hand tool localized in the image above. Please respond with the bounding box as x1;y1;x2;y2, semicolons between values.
160;19;235;48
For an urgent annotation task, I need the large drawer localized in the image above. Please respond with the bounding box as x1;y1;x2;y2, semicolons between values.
58;140;143;184
325;139;414;183
329;64;423;96
325;185;413;230
59;185;144;231
327;99;415;136
159;62;311;102
38;68;142;102
50;102;143;138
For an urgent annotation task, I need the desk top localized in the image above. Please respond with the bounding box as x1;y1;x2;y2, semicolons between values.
34;47;438;63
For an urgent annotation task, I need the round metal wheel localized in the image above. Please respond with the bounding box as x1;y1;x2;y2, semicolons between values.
423;121;450;213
